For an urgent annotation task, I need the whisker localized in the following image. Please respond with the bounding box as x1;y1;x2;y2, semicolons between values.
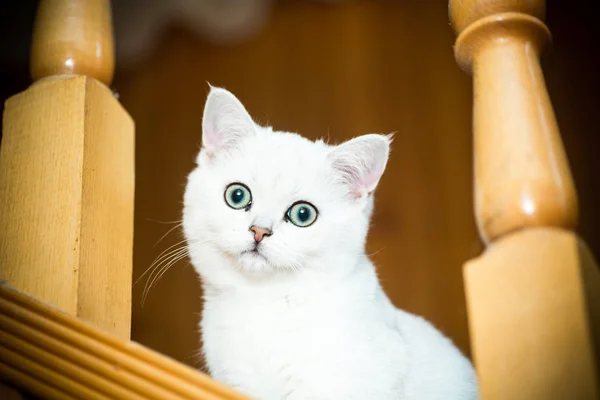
142;248;190;305
138;238;216;305
142;251;188;305
153;222;184;248
147;246;188;281
145;218;183;224
368;247;386;257
133;239;189;287
153;252;190;290
142;247;188;297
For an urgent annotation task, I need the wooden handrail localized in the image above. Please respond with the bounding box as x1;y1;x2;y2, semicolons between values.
0;0;133;340
30;0;115;85
450;1;600;398
0;284;249;400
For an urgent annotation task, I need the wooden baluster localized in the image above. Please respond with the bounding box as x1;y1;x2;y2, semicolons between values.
0;0;134;340
30;0;115;85
449;1;600;399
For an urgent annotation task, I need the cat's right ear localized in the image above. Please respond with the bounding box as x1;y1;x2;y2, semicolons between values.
200;86;256;160
328;133;392;201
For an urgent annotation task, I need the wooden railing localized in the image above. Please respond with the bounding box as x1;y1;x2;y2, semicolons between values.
0;284;248;399
0;0;132;340
0;0;598;399
0;1;248;398
450;0;600;399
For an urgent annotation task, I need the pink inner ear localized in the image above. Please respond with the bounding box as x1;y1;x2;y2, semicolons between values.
361;167;383;193
201;87;255;156
333;161;382;200
329;135;389;200
202;110;226;153
202;127;221;153
350;166;384;200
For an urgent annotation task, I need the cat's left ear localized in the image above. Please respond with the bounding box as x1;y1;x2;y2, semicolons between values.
201;86;256;159
328;134;392;201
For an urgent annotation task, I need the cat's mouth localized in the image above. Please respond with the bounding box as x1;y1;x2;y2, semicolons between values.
241;246;267;260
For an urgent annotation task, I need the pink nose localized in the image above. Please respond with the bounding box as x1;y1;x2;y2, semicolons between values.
250;226;272;243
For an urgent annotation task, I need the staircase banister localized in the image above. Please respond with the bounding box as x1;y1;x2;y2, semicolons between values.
449;1;600;398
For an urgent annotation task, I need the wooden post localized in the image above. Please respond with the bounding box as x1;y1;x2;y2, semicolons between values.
0;0;134;340
449;1;600;399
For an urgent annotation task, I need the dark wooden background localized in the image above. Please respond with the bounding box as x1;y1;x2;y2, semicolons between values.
1;0;598;370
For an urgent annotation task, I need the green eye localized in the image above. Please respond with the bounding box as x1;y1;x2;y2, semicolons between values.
224;183;252;210
286;201;318;227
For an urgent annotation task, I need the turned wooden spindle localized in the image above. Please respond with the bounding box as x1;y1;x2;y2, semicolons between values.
0;0;134;340
450;0;546;34
30;0;115;85
451;0;578;243
450;1;600;399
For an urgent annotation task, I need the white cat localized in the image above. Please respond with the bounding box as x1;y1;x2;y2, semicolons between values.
182;87;478;400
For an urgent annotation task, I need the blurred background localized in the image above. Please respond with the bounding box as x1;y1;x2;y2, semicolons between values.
1;0;599;371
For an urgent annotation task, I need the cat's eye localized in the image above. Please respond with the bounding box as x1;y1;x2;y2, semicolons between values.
285;201;318;227
224;183;252;210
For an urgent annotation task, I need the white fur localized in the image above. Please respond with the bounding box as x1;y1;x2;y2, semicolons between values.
183;87;479;400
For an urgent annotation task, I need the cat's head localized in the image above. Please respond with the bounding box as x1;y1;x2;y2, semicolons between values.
183;87;391;284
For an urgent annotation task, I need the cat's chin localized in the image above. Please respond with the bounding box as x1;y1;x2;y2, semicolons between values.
237;250;275;273
233;249;299;275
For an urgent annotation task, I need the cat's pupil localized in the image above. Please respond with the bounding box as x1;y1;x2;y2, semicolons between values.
231;189;244;204
297;207;310;222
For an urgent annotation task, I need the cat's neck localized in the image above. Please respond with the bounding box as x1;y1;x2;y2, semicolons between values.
198;250;378;303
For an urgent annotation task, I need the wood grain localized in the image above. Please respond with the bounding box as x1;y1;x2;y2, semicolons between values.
78;77;135;340
0;76;134;340
464;228;600;399
0;283;250;400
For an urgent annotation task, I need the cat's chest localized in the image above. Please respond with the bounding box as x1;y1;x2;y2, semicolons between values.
200;290;408;400
202;293;336;359
201;294;337;394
